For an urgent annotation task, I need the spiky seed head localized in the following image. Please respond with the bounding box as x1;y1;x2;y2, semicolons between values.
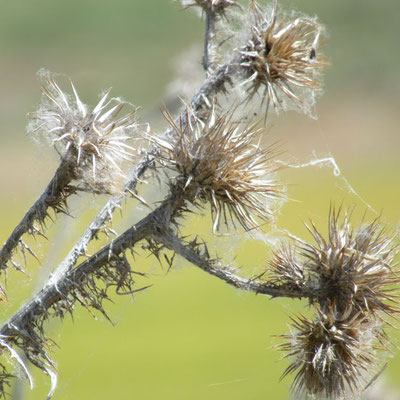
153;106;283;232
280;309;385;399
28;71;142;194
269;208;400;320
239;0;327;116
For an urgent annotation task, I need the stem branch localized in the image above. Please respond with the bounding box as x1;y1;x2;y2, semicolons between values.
158;230;318;300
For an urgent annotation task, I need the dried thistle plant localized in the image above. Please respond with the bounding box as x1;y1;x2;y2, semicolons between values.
0;1;398;399
153;106;283;231
271;209;399;399
0;72;143;285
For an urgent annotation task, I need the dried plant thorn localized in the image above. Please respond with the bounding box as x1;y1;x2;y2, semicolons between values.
10;259;23;273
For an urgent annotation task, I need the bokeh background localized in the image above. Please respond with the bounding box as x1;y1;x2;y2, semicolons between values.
1;0;400;399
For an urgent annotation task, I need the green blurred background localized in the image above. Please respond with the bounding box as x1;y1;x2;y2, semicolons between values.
1;0;400;399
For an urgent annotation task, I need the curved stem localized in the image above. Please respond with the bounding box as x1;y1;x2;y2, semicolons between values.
157;230;318;300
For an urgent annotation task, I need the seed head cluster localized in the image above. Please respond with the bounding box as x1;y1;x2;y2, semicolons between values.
239;1;327;115
154;107;283;232
271;209;399;398
28;72;141;193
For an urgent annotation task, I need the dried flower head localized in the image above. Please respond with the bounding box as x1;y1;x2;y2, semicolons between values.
239;0;327;115
280;310;385;399
153;107;283;232
28;71;141;193
270;208;400;319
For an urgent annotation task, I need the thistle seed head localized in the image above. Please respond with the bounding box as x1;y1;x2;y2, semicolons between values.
153;107;284;232
280;309;385;399
270;208;400;320
28;71;142;194
239;0;327;116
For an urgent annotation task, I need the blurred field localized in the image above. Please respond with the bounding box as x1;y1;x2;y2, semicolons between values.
0;0;400;399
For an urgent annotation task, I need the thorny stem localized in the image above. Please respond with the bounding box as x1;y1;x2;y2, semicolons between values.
49;155;153;282
0;187;186;342
0;157;76;275
0;45;243;287
175;54;244;131
157;230;319;299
